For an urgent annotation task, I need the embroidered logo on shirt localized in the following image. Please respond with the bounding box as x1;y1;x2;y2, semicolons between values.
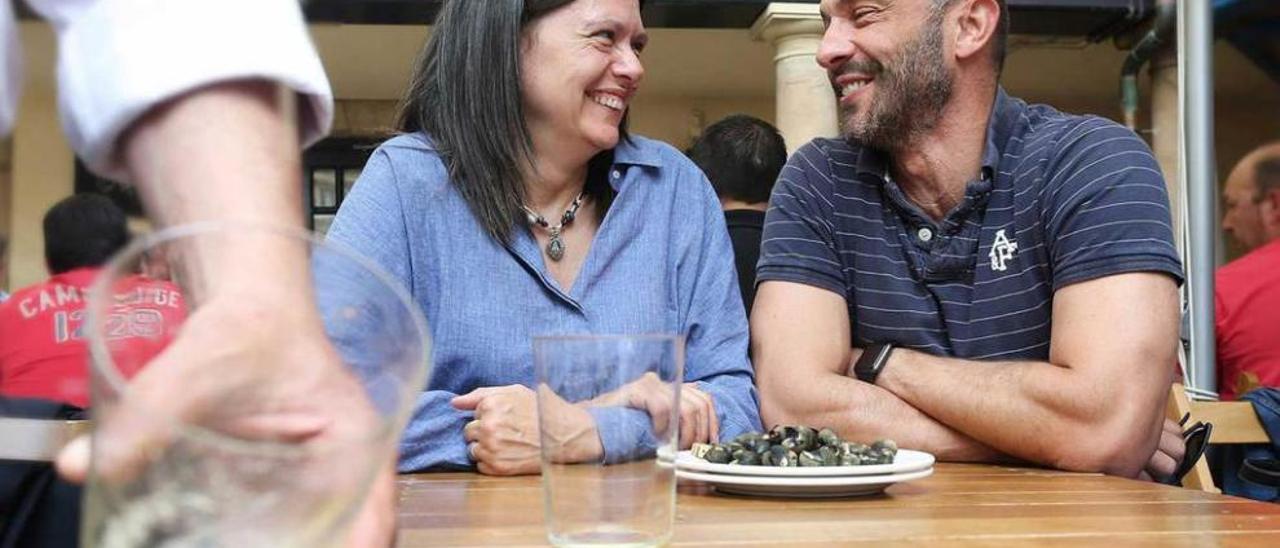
989;229;1018;272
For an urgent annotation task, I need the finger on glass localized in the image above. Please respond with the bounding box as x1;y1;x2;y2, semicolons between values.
79;224;430;547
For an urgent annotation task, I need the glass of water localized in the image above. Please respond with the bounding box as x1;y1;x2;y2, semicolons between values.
533;335;683;547
82;223;430;547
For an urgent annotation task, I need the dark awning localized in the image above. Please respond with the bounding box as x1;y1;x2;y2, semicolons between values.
301;0;1156;39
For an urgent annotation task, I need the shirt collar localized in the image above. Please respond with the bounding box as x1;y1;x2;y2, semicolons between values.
414;131;663;169
611;135;664;168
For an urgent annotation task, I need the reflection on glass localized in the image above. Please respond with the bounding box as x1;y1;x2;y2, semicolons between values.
534;335;681;547
313;169;337;208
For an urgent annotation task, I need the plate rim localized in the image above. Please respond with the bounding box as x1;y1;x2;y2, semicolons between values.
675;466;934;487
674;448;934;477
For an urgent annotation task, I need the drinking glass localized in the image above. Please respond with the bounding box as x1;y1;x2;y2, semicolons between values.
533;335;683;547
81;223;430;547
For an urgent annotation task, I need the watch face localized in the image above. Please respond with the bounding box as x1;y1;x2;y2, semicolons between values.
857;344;891;383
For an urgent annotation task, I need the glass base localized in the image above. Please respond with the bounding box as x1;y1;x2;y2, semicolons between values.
549;526;670;547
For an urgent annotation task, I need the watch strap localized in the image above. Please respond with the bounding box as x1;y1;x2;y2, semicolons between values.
853;343;894;384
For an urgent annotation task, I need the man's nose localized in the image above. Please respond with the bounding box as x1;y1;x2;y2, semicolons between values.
817;20;855;71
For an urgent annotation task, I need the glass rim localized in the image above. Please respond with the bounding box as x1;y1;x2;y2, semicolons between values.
85;221;431;454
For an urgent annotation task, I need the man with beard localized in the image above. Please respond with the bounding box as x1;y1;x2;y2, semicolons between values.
752;0;1188;481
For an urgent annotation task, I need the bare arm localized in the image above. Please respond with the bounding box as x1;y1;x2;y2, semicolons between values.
875;272;1179;477
751;280;1002;462
59;81;397;546
123;80;310;300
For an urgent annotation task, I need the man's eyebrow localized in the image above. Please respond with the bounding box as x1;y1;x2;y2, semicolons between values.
822;0;856;21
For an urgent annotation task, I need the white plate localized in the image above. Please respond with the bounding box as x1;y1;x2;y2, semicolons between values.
675;448;934;477
676;467;933;498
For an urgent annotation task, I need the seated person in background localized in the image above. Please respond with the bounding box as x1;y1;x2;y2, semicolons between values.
752;0;1187;480
688;115;787;317
0;195;185;408
326;0;761;475
1217;142;1280;400
0;233;8;302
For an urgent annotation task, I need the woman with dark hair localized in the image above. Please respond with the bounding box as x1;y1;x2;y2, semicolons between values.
327;0;760;475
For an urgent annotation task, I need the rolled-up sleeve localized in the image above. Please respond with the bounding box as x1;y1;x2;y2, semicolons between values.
26;0;333;181
677;165;763;441
0;0;19;137
588;406;659;464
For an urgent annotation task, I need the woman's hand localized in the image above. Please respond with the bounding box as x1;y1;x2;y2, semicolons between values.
452;385;602;475
589;373;720;449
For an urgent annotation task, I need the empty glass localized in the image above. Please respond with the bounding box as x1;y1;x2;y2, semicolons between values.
533;335;683;547
82;223;430;547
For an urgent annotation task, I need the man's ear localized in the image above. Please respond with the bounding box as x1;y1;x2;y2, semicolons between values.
953;0;1001;66
1261;188;1280;236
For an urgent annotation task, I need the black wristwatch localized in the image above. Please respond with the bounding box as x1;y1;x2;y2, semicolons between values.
851;343;895;384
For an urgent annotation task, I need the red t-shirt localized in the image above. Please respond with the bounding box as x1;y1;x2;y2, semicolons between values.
0;268;186;408
1215;239;1280;400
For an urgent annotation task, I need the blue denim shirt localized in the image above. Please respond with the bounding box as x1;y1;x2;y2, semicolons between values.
326;132;761;472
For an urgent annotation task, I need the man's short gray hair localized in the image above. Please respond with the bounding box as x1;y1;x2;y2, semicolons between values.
1255;155;1280;198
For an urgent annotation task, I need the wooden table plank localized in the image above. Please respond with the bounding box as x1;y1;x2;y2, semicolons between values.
396;463;1280;546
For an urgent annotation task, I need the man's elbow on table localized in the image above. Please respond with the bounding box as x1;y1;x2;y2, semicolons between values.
1044;400;1161;478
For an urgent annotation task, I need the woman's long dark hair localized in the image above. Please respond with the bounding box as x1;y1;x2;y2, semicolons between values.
396;0;632;245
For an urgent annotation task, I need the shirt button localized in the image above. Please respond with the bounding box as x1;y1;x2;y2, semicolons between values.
611;170;621;180
917;227;934;242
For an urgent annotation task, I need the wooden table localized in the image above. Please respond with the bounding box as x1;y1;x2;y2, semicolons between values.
397;463;1280;546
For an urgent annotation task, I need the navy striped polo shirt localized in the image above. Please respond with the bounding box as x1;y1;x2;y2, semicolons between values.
757;88;1184;360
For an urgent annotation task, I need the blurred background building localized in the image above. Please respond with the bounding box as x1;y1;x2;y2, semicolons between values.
1;0;1278;290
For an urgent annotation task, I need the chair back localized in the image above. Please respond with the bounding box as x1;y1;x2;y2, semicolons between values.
1168;383;1271;493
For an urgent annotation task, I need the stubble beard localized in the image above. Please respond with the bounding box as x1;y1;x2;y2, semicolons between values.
838;12;955;154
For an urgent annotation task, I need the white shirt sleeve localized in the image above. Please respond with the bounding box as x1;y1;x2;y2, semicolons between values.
21;0;334;182
0;0;21;138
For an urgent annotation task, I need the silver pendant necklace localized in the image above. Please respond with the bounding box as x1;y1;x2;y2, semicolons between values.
522;191;585;262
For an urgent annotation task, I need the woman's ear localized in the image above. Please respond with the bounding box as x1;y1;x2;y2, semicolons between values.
953;0;1001;67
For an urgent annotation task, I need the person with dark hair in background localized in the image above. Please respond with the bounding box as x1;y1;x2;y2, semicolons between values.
0;194;185;409
326;0;761;476
689;115;787;317
753;0;1189;481
1217;142;1280;400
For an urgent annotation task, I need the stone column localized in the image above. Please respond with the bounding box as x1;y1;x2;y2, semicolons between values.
751;3;837;154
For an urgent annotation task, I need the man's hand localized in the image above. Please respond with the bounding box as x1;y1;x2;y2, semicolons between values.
1139;418;1187;482
54;81;396;546
56;293;394;546
590;373;719;449
453;385;603;475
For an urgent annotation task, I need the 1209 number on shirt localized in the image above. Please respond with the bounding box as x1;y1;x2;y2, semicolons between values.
53;308;166;343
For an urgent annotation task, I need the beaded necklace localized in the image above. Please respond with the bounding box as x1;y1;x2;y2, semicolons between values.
522;191;586;261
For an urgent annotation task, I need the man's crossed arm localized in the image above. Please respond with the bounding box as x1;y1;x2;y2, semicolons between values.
751;272;1179;478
